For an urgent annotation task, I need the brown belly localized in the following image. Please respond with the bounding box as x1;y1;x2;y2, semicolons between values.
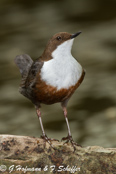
34;83;74;104
33;69;85;105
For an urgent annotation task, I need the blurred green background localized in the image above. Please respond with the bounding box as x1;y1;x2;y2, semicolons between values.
0;0;116;147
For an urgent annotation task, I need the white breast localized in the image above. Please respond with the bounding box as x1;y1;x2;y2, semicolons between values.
40;39;82;90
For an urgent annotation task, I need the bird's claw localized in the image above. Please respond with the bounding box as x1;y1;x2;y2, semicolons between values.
61;135;82;152
41;135;58;150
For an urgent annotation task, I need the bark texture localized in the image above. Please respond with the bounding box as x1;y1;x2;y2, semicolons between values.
0;134;116;174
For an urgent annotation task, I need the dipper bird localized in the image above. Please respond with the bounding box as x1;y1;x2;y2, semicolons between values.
15;31;85;150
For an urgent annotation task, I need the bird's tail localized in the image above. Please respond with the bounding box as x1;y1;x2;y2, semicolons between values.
14;54;33;80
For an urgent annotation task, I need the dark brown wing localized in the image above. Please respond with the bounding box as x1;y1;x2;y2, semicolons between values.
15;54;43;105
20;59;44;106
25;59;44;88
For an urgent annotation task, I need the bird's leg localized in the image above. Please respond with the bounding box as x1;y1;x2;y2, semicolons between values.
36;108;58;149
61;106;81;151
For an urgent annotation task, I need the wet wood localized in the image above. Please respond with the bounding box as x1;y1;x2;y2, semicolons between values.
0;134;116;174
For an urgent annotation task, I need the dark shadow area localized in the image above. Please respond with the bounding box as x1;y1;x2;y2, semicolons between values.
73;97;116;114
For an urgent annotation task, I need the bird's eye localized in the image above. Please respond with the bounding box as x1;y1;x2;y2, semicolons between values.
56;36;62;41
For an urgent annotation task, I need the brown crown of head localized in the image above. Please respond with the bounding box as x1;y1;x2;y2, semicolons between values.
41;32;81;61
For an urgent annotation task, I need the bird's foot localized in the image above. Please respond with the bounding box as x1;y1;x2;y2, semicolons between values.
41;135;59;150
61;135;82;152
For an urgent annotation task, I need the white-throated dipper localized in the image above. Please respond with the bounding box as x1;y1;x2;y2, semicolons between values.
15;31;85;150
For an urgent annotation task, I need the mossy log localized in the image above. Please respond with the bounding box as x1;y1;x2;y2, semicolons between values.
0;134;116;174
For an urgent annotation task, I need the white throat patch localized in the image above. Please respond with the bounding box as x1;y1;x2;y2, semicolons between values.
40;39;82;90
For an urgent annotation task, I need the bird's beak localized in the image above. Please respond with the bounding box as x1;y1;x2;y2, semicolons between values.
71;31;82;39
